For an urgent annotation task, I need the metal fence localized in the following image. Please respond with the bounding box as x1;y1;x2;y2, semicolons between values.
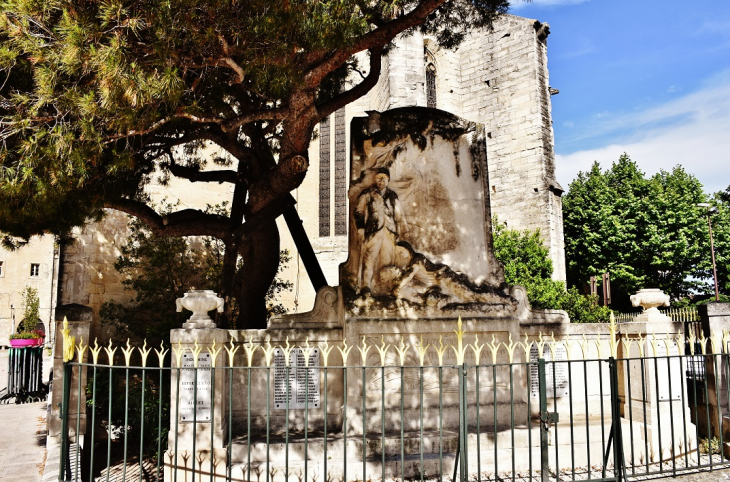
1;345;47;403
611;307;700;324
57;322;730;482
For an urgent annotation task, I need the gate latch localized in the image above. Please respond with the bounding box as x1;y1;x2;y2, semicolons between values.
540;411;559;427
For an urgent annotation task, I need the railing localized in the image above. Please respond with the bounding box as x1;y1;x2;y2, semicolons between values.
611;307;700;324
56;320;730;482
1;345;47;403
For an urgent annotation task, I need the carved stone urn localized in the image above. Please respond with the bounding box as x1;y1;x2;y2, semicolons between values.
176;290;224;329
629;288;671;322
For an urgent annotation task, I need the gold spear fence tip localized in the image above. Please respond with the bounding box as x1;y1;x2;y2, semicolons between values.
281;337;293;367
504;333;518;363
358;336;372;366
302;337;315;367
104;339;117;366
154;341;169;368
435;335;448;366
320;338;335;367
395;337;410;366
139;339;152;368
487;333;500;365
415;335;430;366
172;340;185;367
90;338;102;365
337;338;353;367
191;340;203;368
76;337;87;365
261;339;276;367
208;339;223;368
122;338;134;366
375;335;391;366
471;334;485;365
239;338;252;367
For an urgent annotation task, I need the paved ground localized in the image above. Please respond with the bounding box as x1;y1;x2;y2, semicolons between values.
665;469;730;481
0;401;47;481
0;350;48;482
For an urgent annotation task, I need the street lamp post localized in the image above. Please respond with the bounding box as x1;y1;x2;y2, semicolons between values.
697;203;720;302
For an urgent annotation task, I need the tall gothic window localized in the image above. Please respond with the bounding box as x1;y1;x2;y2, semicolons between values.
318;116;331;237
318;109;348;238
426;63;437;108
334;108;347;236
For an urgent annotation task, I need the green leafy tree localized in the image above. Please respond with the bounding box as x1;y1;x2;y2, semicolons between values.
492;222;610;323
0;0;508;328
100;213;292;344
563;154;708;309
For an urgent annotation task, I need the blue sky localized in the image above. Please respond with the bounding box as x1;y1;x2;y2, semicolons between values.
511;0;730;195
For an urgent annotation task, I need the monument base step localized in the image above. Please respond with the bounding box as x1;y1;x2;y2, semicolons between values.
223;418;697;480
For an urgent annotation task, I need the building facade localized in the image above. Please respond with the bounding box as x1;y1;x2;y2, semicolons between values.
0;236;58;346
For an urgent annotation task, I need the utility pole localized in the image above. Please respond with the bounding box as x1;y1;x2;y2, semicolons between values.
697;203;720;302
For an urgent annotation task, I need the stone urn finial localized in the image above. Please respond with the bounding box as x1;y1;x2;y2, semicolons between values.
629;288;671;322
176;290;224;329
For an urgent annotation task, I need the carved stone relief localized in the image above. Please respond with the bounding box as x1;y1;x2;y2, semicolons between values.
343;107;512;315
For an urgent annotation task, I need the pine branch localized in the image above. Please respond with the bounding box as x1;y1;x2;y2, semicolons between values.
317;46;383;119
163;161;239;184
105;198;230;239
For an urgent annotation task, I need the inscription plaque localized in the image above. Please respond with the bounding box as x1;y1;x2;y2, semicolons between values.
274;348;321;409
529;344;569;398
179;352;212;423
653;342;682;401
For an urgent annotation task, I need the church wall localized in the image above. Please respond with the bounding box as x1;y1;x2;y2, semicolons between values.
456;15;566;281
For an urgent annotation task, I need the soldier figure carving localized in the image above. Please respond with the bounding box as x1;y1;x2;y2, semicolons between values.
353;167;408;293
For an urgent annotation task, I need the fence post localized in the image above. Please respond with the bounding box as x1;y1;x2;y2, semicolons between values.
609;357;625;482
538;358;549;482
457;362;469;482
58;362;72;482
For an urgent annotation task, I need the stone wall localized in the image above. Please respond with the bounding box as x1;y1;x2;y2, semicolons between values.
455;16;565;281
0;235;58;346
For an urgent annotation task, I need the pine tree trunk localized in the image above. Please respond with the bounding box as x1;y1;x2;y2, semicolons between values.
237;220;281;329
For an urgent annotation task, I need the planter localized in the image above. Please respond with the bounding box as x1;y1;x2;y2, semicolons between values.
10;338;42;348
629;288;671;322
176;290;224;329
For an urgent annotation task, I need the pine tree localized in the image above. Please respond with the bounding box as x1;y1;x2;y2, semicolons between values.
0;0;508;327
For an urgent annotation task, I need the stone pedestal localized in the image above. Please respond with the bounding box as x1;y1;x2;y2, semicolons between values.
699;303;730;446
618;320;697;462
49;317;91;439
166;328;230;482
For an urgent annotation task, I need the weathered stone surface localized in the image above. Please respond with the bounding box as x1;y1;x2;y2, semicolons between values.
339;107;513;316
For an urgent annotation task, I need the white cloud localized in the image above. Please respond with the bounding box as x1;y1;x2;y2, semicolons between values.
556;73;730;194
511;0;588;9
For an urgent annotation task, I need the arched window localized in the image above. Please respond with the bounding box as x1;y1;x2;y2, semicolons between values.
426;63;437;108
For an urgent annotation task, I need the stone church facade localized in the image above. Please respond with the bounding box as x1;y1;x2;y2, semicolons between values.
298;13;565;311
0;13;565;342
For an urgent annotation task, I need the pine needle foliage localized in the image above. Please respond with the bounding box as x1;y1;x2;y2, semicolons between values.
0;0;508;327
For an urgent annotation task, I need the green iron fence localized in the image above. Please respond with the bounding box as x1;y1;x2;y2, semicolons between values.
56;324;730;482
1;345;47;403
